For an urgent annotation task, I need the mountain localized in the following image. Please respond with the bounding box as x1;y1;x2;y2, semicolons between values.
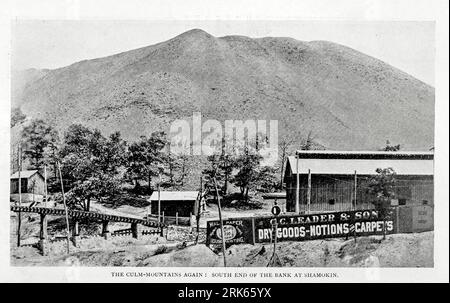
12;28;434;151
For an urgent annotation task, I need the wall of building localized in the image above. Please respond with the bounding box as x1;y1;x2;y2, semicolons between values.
10;175;45;196
397;204;434;233
286;174;434;213
28;174;45;196
150;200;196;217
10;193;44;203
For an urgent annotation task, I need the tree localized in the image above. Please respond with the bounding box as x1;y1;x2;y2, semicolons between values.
126;132;167;193
59;124;127;210
381;140;401;151
277;137;294;189
232;148;263;203
21;119;59;169
367;167;397;239
177;154;190;187
300;131;318;151
202;154;226;198
203;149;235;196
165;143;180;186
256;165;279;193
11;107;26;128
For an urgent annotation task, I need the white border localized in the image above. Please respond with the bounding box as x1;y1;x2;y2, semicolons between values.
0;0;448;283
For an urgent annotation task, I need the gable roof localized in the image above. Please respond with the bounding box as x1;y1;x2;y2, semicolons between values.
295;150;434;160
286;153;434;176
148;191;199;202
10;170;42;179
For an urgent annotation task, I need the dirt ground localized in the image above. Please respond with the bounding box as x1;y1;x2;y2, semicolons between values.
11;230;433;267
10;201;433;267
225;231;433;267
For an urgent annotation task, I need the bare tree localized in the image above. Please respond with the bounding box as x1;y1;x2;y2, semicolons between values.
278;137;294;189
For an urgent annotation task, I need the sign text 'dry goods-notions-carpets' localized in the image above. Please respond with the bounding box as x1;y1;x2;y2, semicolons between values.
206;209;396;246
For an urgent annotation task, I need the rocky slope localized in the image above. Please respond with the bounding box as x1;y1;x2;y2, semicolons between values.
12;28;434;151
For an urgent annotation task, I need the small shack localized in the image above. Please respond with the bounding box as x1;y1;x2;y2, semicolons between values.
284;151;434;213
148;191;204;225
10;170;45;203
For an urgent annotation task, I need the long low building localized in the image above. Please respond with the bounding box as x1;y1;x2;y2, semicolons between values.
147;191;205;225
284;151;434;213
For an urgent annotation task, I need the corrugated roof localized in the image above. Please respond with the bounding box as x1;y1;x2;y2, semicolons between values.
295;150;433;160
296;150;434;156
148;191;199;202
10;170;40;179
286;156;434;175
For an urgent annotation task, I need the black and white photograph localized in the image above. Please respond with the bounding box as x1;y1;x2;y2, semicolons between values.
0;0;448;284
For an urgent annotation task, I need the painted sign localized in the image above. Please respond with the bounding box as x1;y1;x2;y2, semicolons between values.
254;208;396;243
206;218;254;246
271;205;281;216
206;208;397;247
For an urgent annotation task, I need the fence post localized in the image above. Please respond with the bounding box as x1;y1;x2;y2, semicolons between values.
251;217;256;245
72;220;80;247
39;214;48;256
131;222;140;239
102;220;110;240
395;206;400;233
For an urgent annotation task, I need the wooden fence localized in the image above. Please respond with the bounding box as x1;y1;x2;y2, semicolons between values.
147;212;192;226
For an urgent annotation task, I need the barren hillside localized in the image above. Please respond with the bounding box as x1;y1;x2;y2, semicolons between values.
12;28;434;150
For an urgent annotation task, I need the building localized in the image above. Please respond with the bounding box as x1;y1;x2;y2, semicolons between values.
284;151;434;213
148;191;204;225
10;170;46;203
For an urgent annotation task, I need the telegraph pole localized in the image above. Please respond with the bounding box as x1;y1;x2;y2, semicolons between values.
307;169;311;214
295;154;300;214
158;172;162;235
16;145;22;247
44;165;48;207
213;175;227;267
195;176;203;243
57;161;70;254
353;170;357;210
158;172;161;221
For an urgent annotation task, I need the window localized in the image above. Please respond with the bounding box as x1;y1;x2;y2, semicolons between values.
328;199;335;205
10;179;28;194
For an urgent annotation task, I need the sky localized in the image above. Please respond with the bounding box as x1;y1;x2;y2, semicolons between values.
11;20;435;86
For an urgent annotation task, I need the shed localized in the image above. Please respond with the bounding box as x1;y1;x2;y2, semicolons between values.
284;151;434;213
148;191;204;218
10;170;45;203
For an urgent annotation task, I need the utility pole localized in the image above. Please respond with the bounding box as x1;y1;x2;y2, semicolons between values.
295;154;300;214
307;169;311;214
213;175;227;267
57;161;70;254
16;145;22;247
353;170;357;210
158;172;162;235
44;165;48;207
195;176;203;243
